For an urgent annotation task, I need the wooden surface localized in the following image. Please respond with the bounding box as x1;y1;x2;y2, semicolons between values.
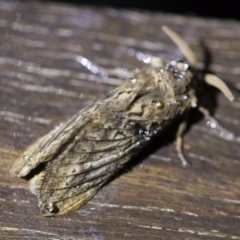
1;0;240;239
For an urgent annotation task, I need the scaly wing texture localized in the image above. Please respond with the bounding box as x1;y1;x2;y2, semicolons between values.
10;106;92;177
34;112;148;216
11;61;193;216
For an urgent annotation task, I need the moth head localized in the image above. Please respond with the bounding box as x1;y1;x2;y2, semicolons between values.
162;25;234;102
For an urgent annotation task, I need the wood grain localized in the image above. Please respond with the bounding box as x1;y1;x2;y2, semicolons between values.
0;0;240;239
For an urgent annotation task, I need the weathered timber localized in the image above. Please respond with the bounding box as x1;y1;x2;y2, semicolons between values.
0;0;240;239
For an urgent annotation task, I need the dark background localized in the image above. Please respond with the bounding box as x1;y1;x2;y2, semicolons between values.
42;0;240;20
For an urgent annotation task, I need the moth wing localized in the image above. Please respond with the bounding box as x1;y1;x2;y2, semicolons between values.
12;66;170;216
10;132;53;177
10;106;93;177
11;64;160;178
32;112;144;216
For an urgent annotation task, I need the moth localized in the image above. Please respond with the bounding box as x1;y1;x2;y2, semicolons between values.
10;26;238;216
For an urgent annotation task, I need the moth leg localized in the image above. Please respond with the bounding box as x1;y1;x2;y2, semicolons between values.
199;106;240;142
175;117;191;167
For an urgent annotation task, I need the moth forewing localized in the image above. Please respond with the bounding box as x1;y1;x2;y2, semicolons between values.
10;133;51;178
11;117;76;177
31;112;158;216
10;104;101;178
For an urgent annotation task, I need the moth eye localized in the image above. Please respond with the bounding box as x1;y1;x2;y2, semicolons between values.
41;202;59;214
129;78;137;84
151;100;164;109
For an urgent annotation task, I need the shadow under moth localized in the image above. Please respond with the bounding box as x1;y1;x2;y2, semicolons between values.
10;26;239;216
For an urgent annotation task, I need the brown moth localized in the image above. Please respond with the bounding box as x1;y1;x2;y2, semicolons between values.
10;26;238;216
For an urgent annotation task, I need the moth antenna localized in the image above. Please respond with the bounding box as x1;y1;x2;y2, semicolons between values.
162;25;197;66
204;73;234;102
